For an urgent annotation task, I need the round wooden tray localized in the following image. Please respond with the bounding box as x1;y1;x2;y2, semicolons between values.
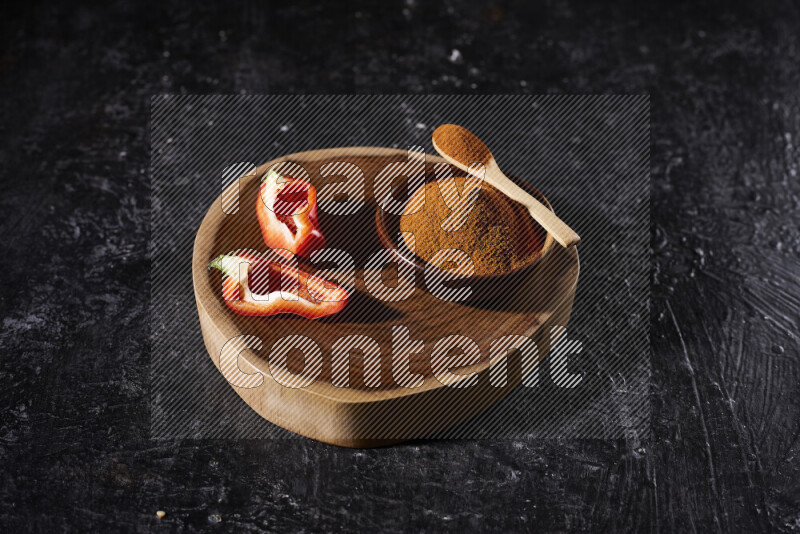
192;146;580;447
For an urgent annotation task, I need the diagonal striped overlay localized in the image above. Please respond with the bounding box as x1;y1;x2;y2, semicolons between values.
150;95;649;440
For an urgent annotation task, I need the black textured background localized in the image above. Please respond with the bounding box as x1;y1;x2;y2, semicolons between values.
1;0;799;532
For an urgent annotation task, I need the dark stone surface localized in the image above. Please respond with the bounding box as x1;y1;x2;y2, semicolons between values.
1;0;798;531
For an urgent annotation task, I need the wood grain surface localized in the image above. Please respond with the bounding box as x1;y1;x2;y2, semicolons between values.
193;147;579;446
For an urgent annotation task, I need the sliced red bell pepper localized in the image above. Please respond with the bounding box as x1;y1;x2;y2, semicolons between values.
208;249;349;319
256;170;326;257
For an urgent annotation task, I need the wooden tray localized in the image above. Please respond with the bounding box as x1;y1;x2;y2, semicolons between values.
192;147;580;447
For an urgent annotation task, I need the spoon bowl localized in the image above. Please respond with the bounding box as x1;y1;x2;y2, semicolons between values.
432;124;581;248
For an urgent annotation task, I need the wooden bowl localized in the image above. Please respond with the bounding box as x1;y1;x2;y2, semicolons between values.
375;177;556;303
192;146;579;447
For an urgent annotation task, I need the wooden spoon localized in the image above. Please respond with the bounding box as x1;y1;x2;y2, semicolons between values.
432;124;580;248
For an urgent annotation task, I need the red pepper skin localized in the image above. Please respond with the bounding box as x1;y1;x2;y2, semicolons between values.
256;173;326;257
209;251;349;319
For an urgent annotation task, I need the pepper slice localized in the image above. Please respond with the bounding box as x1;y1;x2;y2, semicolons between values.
208;249;349;319
256;170;326;257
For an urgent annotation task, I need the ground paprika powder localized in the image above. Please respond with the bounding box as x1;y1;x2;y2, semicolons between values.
399;177;544;276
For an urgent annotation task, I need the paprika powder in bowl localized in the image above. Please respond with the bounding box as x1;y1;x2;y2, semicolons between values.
375;174;556;304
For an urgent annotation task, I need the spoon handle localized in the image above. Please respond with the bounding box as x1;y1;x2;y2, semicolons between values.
484;161;581;248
